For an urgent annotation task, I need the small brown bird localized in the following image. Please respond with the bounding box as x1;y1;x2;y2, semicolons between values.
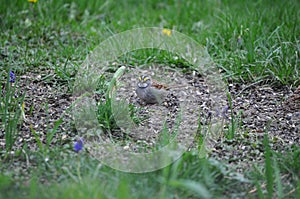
135;75;168;104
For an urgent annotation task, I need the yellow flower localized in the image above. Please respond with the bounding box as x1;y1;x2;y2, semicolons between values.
28;0;38;3
162;29;172;36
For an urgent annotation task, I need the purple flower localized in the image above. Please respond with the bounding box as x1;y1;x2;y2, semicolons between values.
9;71;16;83
74;138;84;153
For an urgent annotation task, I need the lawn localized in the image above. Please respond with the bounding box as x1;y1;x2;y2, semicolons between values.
0;0;299;198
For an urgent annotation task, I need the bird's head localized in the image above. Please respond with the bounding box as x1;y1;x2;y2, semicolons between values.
137;75;152;88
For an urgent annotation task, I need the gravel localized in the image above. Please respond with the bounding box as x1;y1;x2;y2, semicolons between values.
1;67;299;173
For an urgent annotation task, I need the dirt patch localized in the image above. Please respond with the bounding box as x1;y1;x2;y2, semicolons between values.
1;67;299;171
210;83;299;170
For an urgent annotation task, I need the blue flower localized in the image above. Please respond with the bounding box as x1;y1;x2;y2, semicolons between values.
9;71;16;83
74;138;84;153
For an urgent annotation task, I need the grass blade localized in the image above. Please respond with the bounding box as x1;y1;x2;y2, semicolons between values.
169;179;212;199
264;134;274;199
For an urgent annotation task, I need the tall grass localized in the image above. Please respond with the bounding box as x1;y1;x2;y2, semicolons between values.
0;71;25;154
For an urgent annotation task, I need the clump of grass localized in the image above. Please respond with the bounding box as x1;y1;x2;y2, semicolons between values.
95;66;140;137
29;118;62;158
120;48;191;70
0;71;25;154
248;133;300;198
96;97;118;133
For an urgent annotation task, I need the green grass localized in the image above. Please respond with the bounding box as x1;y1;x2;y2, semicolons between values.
0;71;26;153
0;0;299;198
1;0;299;83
